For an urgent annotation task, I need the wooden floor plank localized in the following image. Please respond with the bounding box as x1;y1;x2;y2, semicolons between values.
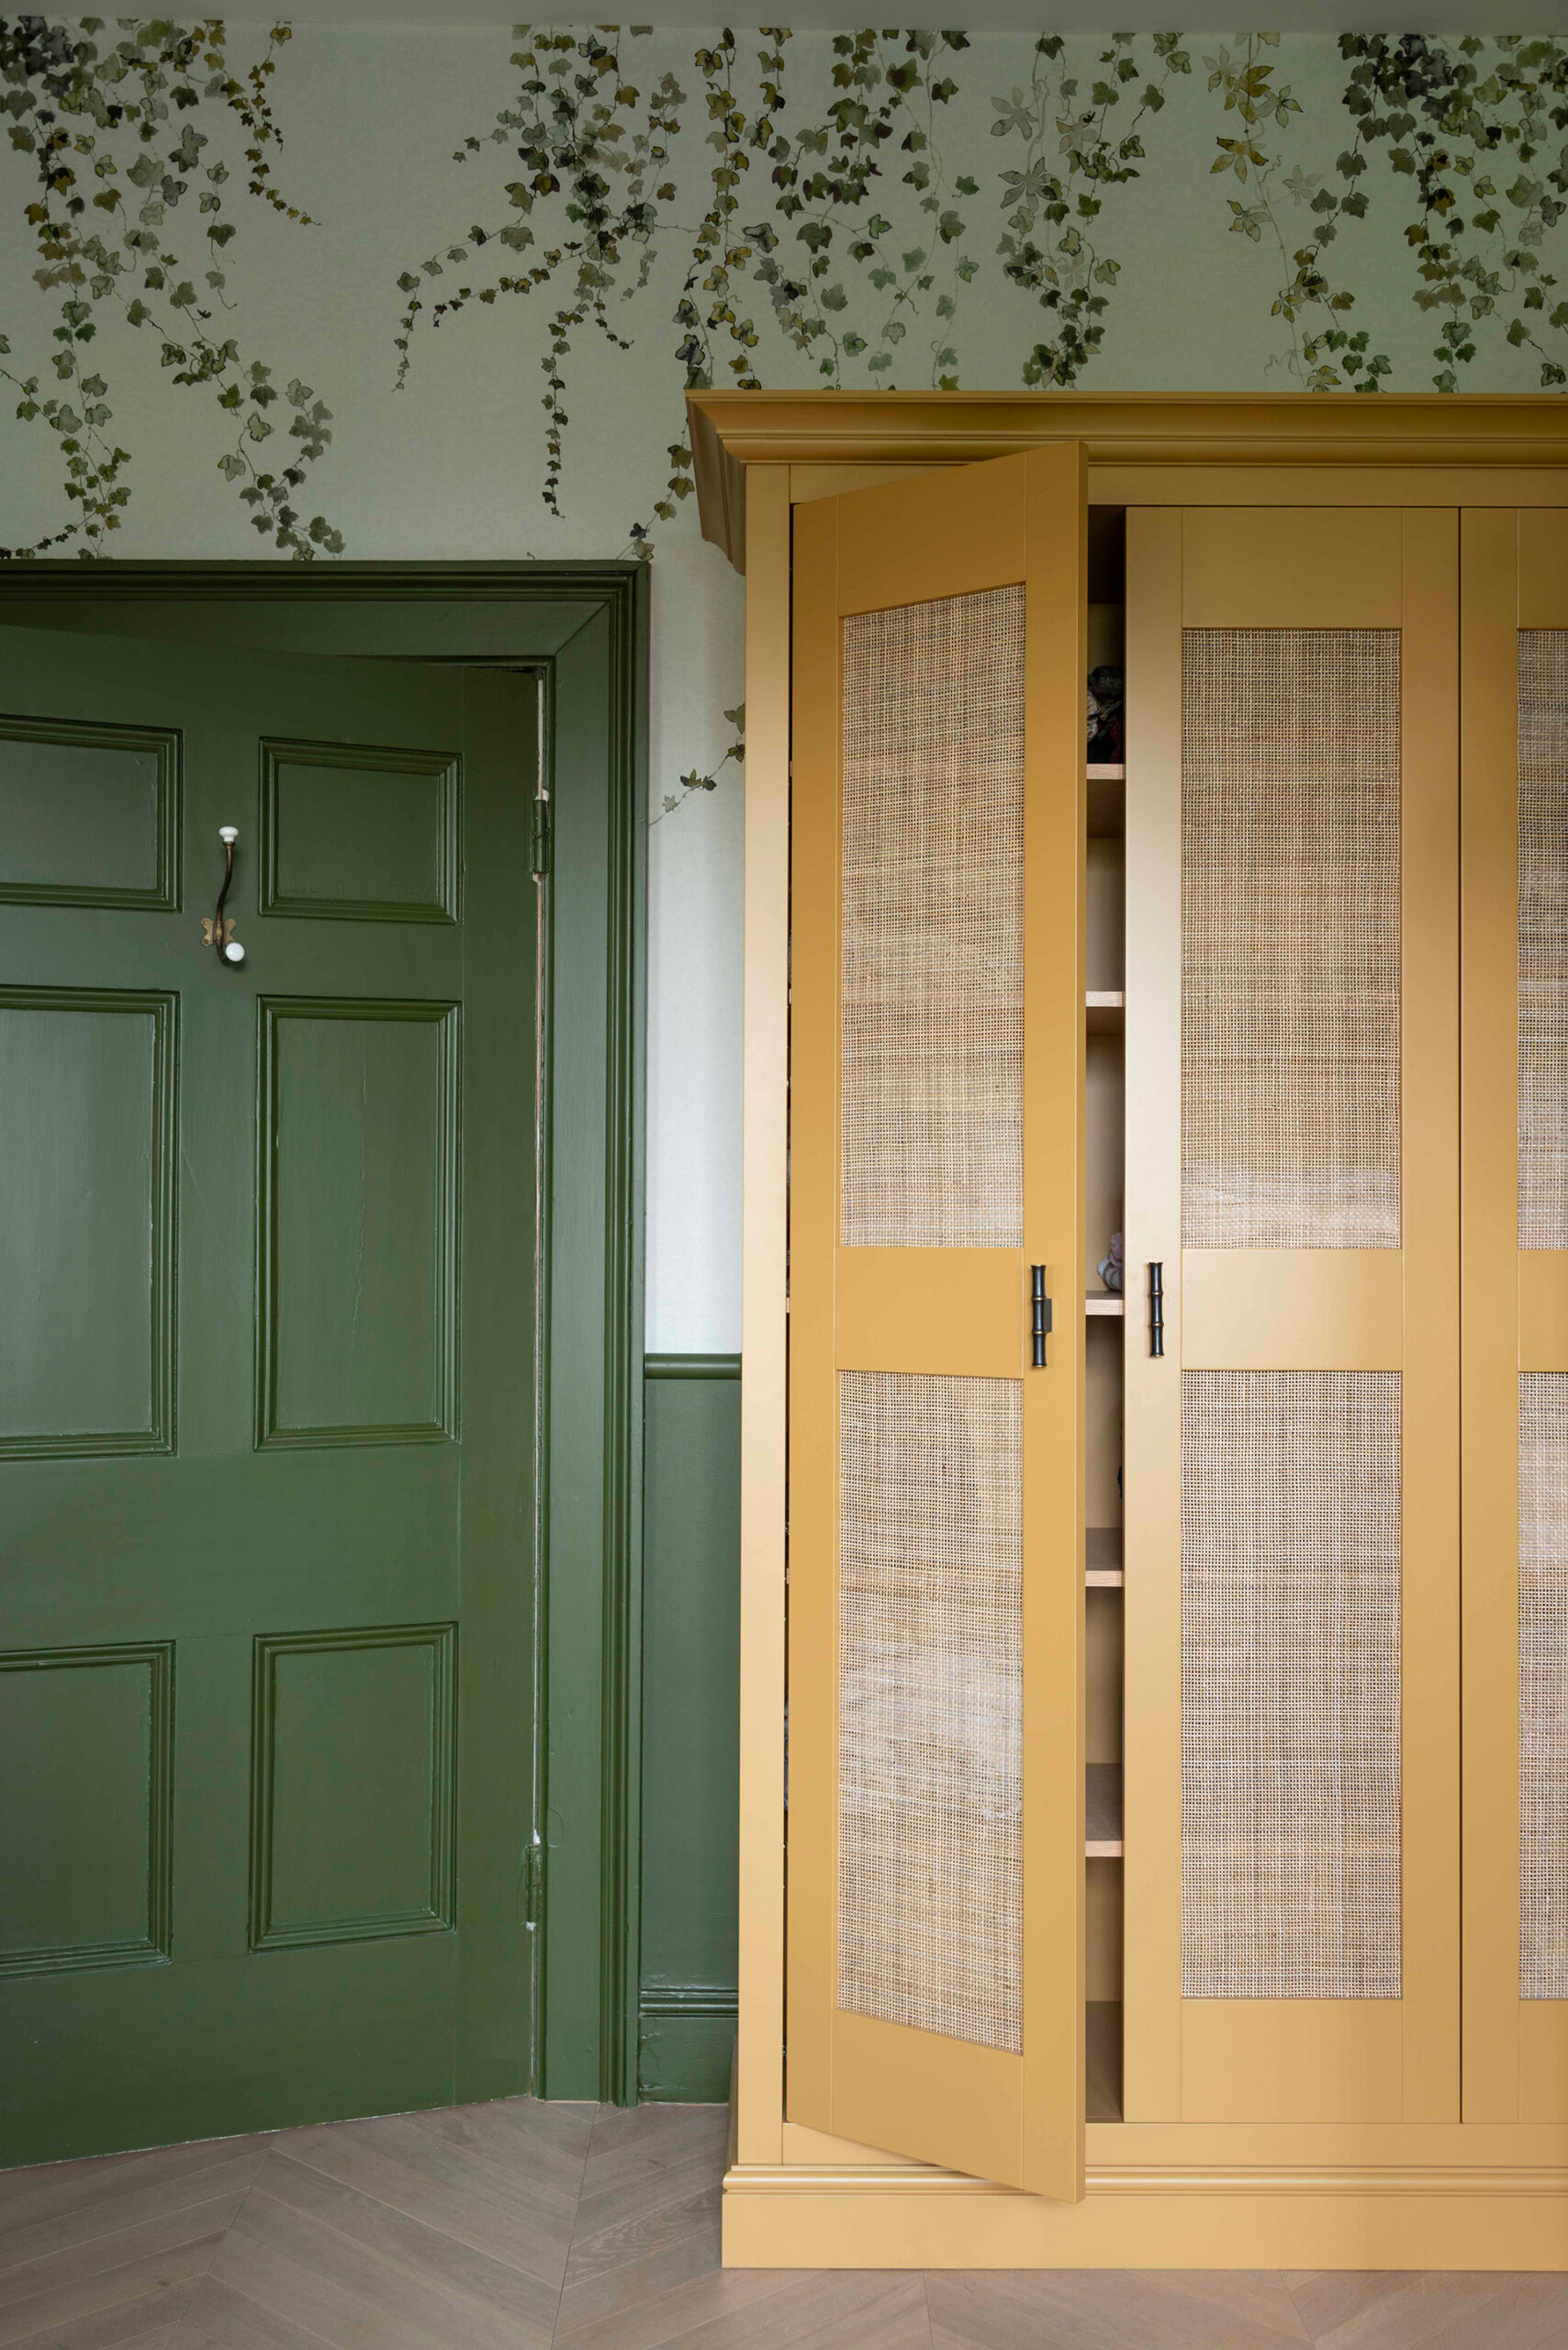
926;2267;1313;2350
1286;2268;1568;2350
9;2271;200;2350
274;2115;579;2287
1;2151;266;2275
168;2271;341;2350
0;2142;271;2245
0;2237;222;2350
550;2265;790;2350
253;2154;558;2338
0;2193;247;2318
612;2271;932;2350
211;2176;555;2350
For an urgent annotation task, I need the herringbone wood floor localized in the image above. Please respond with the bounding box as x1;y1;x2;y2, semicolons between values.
5;2099;1568;2350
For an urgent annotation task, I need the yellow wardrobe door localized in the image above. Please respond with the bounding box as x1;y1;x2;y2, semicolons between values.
788;449;1088;2198
1463;509;1568;2122
1124;507;1460;2125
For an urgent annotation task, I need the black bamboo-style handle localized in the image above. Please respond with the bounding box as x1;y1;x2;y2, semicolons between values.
1030;1266;1051;1368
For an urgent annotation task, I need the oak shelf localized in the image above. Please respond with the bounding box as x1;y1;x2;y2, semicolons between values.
1085;1292;1125;1318
1086;990;1125;1034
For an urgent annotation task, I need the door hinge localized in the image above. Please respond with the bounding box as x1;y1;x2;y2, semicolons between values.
530;794;552;879
521;1835;545;1929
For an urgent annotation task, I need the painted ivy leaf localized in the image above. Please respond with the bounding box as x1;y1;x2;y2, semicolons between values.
991;88;1035;140
1282;166;1320;205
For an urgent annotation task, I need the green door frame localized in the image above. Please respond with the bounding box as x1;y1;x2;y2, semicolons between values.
0;561;649;2106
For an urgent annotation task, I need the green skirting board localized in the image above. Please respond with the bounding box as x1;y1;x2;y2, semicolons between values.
639;1355;741;2101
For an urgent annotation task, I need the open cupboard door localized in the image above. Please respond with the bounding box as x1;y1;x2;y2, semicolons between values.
787;448;1088;2198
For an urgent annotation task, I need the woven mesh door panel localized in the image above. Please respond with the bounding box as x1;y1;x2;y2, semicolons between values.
1521;1374;1568;1996
1182;630;1401;1248
838;1369;1023;2052
1519;632;1568;1248
841;588;1025;1248
1182;1371;1402;1998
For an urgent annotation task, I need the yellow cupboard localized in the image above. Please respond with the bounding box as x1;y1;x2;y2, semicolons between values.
688;390;1568;2267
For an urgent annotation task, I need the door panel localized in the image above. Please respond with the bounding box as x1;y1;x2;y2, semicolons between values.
0;623;536;2160
0;712;179;909
259;998;458;1445
1124;509;1460;2127
1462;508;1568;2121
788;451;1087;2198
0;989;175;1451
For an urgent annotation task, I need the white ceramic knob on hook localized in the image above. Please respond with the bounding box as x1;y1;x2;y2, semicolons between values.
223;941;246;965
218;825;239;845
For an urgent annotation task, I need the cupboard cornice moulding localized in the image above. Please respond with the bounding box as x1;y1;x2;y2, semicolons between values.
686;389;1568;570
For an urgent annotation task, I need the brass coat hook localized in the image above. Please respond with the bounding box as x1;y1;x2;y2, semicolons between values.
201;825;246;967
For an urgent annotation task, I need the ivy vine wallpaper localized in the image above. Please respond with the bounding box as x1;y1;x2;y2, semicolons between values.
2;17;1566;1342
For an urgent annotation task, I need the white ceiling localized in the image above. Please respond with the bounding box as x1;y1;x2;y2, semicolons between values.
234;6;1568;31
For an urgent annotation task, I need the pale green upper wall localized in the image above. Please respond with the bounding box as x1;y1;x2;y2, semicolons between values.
2;23;1563;1344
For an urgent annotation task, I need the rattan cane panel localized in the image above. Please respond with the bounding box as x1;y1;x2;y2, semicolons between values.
1182;630;1401;1249
837;1369;1023;2052
840;587;1025;1249
1520;1374;1568;1997
1182;1370;1402;2000
1519;632;1568;1249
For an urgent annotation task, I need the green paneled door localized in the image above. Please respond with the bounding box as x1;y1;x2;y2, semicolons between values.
0;623;537;2163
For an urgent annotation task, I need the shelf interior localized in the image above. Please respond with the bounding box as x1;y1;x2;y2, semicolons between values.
1085;545;1126;2101
1087;2001;1123;2123
1087;767;1125;840
1087;1762;1123;1857
1086;1526;1124;1588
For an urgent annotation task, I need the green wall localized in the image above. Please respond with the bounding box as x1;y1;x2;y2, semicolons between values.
638;1356;741;2101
